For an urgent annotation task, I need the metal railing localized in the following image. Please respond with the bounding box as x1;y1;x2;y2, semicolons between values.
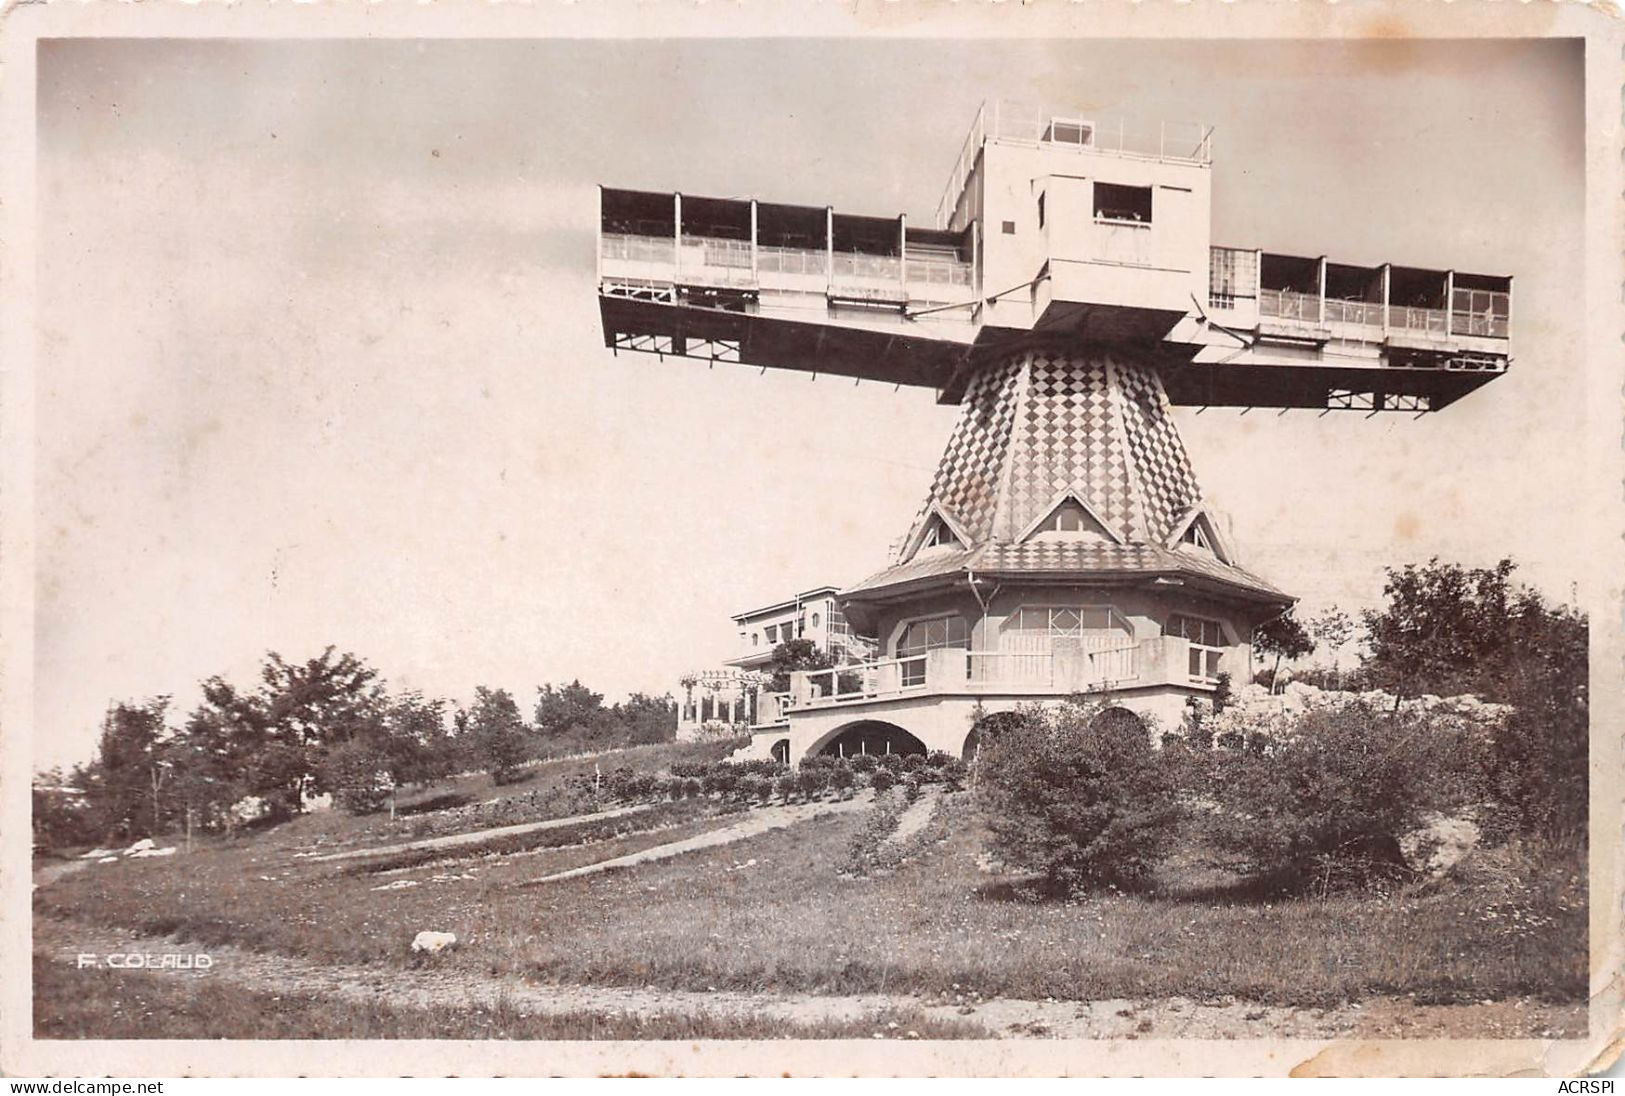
1260;288;1320;323
1389;304;1449;335
601;232;676;264
756;245;826;277
1323;298;1384;326
904;256;974;288
832;252;902;282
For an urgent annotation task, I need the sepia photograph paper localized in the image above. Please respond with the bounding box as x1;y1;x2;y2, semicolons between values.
2;0;1622;1079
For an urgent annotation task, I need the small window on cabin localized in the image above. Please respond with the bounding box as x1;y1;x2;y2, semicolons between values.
810;612;821;630
751;633;759;647
765;625;778;644
1094;183;1153;225
1181;521;1213;552
1001;220;1017;235
1037;193;1046;230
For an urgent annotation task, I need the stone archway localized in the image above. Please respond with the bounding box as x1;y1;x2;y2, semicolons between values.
813;720;927;760
770;738;791;765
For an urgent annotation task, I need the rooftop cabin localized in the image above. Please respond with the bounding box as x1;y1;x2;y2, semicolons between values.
596;99;1513;415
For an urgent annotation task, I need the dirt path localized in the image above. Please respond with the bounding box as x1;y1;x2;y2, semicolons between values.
879;788;940;854
304;803;656;863
525;795;871;885
33;916;1584;1040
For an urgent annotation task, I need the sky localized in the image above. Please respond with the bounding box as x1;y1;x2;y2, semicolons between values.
33;37;1587;772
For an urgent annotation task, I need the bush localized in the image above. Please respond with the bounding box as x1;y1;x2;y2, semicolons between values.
899;754;926;773
701;765;737;798
870;768;898;794
975;701;1179;892
829;766;857;799
848;754;879;774
795;767;826;800
1190;701;1486;893
738;774;773;804
876;754;904;773
772;773;797;803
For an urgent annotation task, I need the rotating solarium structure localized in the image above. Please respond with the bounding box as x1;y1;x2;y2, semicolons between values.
596;102;1513;763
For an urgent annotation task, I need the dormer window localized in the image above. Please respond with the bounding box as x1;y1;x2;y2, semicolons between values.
920;518;961;550
1167;508;1231;563
1018;492;1123;546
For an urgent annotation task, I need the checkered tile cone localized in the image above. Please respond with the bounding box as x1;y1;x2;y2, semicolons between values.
903;349;1202;556
895;357;1023;561
855;347;1278;600
1114;360;1204;544
995;351;1150;542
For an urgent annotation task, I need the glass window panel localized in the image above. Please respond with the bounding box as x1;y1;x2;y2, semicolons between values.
947;616;968;644
1052;608;1081;633
1189;649;1203;677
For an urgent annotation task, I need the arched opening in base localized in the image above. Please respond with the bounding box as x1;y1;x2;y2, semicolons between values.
816;721;927;759
961;710;1032;763
1091;705;1149;742
770;739;791;764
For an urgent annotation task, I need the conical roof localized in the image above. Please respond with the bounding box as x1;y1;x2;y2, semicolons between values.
846;348;1288;605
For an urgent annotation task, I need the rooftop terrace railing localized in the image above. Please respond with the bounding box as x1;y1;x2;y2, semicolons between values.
935;99;1214;228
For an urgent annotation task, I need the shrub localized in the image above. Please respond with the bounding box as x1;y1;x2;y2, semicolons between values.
1190;701;1486;893
772;773;797;803
877;754;904;773
932;756;969;791
870;768;898;794
795;767;827;800
829;766;857;799
975;701;1180;892
701;765;737;798
925;750;955;768
902;774;923;803
670;761;708;779
848;754;879;774
737;775;772;804
899;754;926;773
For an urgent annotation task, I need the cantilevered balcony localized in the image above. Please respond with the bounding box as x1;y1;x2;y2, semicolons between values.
786;637;1215;713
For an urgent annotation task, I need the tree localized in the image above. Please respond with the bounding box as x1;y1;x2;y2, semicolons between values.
612;692;678;745
466;687;531;784
535;680;608;738
766;638;837;693
85;698;173;842
1360;558;1518;701
1307;608;1356;688
974;700;1180;892
1254;610;1314;694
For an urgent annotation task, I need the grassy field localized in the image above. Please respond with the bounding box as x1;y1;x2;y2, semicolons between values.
33;958;981;1040
235;738;745;857
35;789;1586;1010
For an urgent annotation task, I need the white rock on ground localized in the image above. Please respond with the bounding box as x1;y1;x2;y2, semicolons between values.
411;931;457;954
124;838;156;855
130;846;177;858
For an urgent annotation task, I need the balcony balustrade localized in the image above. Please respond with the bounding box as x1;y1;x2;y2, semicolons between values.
786;637;1210;712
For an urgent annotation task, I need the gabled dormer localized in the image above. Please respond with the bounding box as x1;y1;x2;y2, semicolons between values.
1165;505;1236;564
1015;489;1126;546
899;502;972;563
